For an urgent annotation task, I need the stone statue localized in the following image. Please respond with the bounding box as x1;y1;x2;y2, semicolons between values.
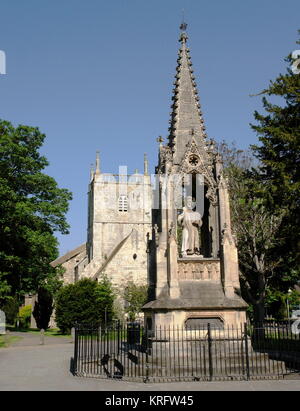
178;196;202;257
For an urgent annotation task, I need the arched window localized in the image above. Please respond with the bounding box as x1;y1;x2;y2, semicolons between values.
118;195;128;212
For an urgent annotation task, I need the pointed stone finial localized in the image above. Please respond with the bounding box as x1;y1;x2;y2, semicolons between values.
95;151;100;174
144;153;149;176
90;163;94;181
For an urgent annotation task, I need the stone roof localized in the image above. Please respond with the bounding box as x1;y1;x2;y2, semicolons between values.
92;231;133;280
143;281;248;311
50;243;87;267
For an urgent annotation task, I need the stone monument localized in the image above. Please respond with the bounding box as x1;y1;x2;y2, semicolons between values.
143;22;247;330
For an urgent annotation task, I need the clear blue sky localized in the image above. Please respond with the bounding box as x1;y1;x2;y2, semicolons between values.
0;0;299;256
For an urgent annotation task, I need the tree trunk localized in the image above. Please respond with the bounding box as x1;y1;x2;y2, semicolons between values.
253;302;265;324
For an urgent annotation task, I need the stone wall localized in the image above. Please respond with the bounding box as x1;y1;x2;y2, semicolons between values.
51;244;87;285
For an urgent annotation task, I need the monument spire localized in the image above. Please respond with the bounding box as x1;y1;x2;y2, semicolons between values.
168;21;207;164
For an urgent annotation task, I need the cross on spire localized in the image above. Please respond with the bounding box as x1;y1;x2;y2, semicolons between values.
180;9;187;31
179;11;188;43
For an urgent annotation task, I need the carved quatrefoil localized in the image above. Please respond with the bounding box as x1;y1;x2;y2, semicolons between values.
188;154;199;166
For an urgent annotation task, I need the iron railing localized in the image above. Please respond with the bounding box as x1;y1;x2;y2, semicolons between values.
73;321;300;382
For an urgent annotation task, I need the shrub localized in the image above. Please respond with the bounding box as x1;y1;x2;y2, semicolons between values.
95;274;115;325
18;305;32;329
2;296;19;325
123;281;148;321
55;277;115;334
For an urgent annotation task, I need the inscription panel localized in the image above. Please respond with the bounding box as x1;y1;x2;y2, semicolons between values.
185;317;224;330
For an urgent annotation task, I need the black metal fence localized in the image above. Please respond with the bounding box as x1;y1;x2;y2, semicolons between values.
73;321;300;382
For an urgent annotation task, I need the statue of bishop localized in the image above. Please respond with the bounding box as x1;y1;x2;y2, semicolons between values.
178;196;202;257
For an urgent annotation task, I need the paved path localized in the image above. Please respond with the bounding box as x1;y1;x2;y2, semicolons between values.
0;332;299;391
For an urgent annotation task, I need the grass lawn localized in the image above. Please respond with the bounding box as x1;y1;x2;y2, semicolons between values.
29;328;71;338
7;326;71;338
0;334;22;348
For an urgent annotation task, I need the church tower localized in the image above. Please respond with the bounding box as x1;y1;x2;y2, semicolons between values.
78;153;152;293
143;22;247;329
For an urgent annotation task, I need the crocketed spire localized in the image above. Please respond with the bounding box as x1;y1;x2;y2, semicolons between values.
168;22;207;165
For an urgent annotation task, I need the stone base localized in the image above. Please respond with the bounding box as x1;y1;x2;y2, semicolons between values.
141;338;285;380
144;308;247;331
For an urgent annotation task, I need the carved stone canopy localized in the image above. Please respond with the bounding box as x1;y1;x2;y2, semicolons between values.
178;137;218;206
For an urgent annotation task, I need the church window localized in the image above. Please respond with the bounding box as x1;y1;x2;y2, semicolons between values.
118;195;128;212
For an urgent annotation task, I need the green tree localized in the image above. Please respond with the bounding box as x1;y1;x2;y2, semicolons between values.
1;295;19;325
32;287;53;330
265;288;300;320
217;32;300;321
18;305;32;329
226;164;284;322
0;273;11;307
0;120;72;302
251;31;300;295
218;142;286;322
123;281;148;321
95;274;115;326
55;278;115;333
